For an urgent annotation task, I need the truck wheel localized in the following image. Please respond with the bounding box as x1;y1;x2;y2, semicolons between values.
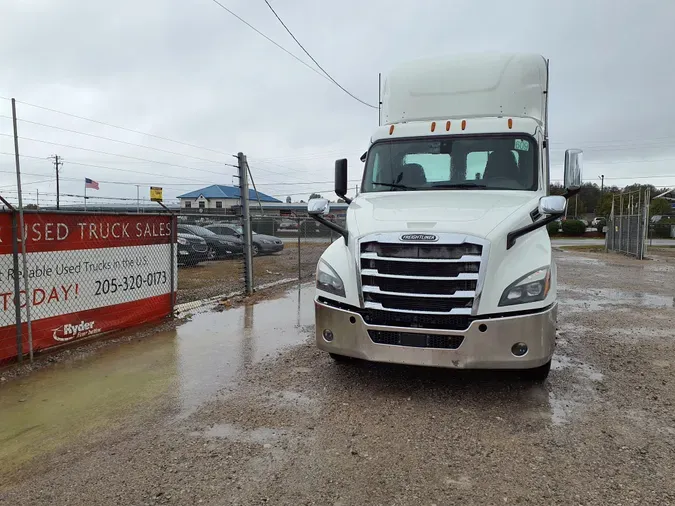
329;353;351;363
520;360;551;382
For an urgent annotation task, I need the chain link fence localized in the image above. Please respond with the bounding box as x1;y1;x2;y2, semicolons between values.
251;215;342;290
174;212;340;303
0;210;176;363
605;188;650;259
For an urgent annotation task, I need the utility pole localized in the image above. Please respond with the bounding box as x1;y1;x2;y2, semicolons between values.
600;174;605;193
36;189;39;208
238;152;253;295
12;98;34;361
246;162;264;215
49;154;62;210
136;185;140;213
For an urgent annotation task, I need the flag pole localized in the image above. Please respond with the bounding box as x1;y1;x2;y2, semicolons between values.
84;179;87;211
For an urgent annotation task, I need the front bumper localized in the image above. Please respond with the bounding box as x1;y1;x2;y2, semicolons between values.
178;247;208;265
315;300;557;369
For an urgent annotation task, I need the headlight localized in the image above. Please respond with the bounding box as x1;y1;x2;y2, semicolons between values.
260;239;273;244
177;237;188;245
218;240;230;245
316;259;345;298
499;266;551;306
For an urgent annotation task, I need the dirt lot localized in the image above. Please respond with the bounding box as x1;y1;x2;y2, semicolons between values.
177;242;329;304
2;249;675;505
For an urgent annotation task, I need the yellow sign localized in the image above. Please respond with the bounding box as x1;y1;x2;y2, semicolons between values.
150;186;163;202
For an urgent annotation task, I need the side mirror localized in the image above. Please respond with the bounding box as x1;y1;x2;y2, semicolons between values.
564;149;583;190
539;195;566;216
335;159;350;203
308;198;330;216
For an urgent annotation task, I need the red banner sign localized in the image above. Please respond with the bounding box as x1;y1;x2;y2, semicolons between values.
0;212;176;362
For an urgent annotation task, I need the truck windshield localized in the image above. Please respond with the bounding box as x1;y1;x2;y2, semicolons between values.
362;135;538;193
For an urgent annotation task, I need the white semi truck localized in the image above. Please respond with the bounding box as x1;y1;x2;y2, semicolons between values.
308;53;583;381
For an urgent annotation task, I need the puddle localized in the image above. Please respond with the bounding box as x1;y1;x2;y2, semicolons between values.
559;286;674;312
0;283;315;473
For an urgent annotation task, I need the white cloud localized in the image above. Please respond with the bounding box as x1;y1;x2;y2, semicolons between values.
1;0;674;207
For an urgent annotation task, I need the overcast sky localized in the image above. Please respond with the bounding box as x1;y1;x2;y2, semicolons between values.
1;0;674;207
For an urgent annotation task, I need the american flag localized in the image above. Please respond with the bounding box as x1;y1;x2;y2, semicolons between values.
85;178;99;190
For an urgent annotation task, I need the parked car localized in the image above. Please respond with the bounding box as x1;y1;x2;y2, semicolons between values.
205;223;284;256
278;219;299;230
177;232;208;266
176;224;243;260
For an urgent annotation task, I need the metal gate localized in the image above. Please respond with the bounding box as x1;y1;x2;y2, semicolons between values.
605;188;650;259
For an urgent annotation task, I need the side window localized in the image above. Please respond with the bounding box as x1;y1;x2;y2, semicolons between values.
371;151;382;182
221;227;234;236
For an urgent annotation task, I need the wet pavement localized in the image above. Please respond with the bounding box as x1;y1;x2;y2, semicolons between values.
1;251;675;505
0;285;314;476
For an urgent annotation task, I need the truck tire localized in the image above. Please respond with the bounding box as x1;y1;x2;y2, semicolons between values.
329;353;351;363
519;360;551;382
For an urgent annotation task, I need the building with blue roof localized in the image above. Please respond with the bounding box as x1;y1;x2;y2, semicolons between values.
177;184;280;212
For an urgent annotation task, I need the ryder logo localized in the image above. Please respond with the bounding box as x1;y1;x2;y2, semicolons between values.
52;320;100;342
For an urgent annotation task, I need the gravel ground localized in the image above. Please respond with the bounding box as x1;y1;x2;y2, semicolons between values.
2;250;675;505
176;242;330;304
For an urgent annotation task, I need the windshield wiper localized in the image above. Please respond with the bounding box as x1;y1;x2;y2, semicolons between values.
430;183;487;189
372;182;416;190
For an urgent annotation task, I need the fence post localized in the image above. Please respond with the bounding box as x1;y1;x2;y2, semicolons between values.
238;152;254;295
10;212;23;362
170;213;176;311
627;193;632;255
619;193;624;253
12;98;33;362
642;187;650;259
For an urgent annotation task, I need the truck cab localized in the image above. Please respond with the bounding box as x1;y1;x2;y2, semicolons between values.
308;53;583;381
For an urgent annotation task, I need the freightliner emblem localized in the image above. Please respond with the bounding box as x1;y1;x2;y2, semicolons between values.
400;233;438;242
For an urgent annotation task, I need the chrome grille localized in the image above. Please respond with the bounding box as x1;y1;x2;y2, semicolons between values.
359;237;484;316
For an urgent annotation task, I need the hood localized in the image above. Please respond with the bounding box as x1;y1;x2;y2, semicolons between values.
350;190;540;239
177;233;204;241
204;233;239;244
254;234;281;243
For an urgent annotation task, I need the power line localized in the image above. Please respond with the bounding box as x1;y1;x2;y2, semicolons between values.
261;0;377;109
0;178;52;190
0;134;238;175
254;179;361;186
0;96;235;157
207;0;332;85
0;153;219;185
0;115;228;165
